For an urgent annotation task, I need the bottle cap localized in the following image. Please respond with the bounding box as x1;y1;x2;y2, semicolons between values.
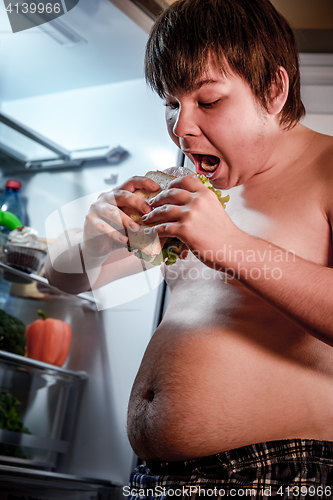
5;180;21;190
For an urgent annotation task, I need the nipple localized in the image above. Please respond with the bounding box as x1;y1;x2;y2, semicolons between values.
142;389;155;402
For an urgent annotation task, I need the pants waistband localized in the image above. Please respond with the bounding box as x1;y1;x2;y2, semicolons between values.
146;439;333;475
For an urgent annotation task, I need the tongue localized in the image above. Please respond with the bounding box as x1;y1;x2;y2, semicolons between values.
201;155;219;171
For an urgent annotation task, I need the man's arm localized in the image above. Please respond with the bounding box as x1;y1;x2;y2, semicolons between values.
45;176;161;294
222;232;333;345
218;148;333;344
44;229;90;294
44;228;147;295
144;174;333;345
229;154;333;345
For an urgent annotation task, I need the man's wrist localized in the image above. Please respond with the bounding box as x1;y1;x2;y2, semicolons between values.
212;228;254;273
80;242;112;271
220;234;297;284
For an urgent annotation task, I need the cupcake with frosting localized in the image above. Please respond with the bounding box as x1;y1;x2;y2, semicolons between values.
3;226;47;274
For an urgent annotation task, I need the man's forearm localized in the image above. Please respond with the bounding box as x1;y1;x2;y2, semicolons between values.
44;253;91;294
44;228;109;294
220;234;333;345
44;228;150;294
44;229;93;294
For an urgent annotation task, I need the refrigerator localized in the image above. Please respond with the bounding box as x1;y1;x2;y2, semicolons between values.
0;0;179;497
0;0;332;498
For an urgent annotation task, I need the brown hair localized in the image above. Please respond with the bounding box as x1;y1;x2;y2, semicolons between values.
145;0;305;129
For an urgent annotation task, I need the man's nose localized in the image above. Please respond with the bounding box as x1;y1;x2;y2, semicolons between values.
172;106;199;138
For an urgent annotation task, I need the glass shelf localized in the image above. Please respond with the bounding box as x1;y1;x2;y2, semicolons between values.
0;262;97;308
0;350;87;470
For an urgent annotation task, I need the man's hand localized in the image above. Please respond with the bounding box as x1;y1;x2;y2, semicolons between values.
82;176;161;263
45;176;161;294
140;175;240;269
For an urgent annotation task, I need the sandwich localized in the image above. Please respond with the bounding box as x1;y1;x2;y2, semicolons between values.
124;167;230;266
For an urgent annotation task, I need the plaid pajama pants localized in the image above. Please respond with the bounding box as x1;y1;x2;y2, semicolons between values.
126;439;333;499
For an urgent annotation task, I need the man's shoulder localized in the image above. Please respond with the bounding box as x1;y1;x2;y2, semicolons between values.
312;132;333;219
312;131;333;170
316;133;333;178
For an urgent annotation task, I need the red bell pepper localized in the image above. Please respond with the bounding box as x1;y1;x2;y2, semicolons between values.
26;310;72;366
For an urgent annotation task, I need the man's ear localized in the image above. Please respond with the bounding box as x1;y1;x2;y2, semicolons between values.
268;66;289;116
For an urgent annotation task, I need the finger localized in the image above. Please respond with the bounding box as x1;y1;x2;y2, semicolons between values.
143;222;179;240
117;176;161;194
88;215;128;244
141;204;183;225
97;189;153;219
115;190;155;216
93;202;124;228
97;175;160;205
88;203;141;235
148;188;192;208
167;175;204;192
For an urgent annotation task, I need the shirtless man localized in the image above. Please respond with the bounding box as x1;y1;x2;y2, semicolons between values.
45;0;333;496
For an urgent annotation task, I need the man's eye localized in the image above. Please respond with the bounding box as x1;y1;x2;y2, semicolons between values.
164;102;179;110
199;100;220;108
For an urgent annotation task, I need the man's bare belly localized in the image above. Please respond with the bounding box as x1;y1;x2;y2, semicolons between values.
127;255;333;461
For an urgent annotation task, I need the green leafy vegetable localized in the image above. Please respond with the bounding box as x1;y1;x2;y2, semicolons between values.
0;309;26;356
135;250;153;262
0;390;30;458
196;174;230;208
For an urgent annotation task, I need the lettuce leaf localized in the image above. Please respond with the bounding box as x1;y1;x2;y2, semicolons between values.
197;174;230;208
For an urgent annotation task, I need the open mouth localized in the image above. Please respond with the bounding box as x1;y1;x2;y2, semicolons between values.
193;154;220;176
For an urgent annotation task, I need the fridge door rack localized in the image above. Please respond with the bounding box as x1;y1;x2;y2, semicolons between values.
0;261;98;309
0;349;88;378
0;350;87;470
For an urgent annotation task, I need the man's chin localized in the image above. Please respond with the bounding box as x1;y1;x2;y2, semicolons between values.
210;178;231;190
